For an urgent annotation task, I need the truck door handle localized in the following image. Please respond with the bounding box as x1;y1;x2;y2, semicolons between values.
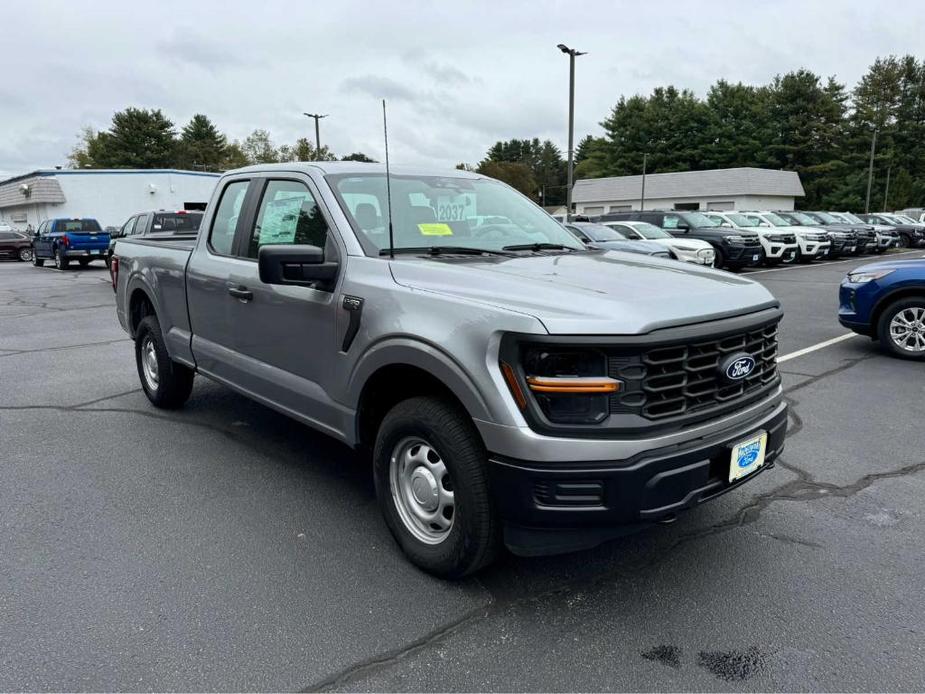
227;284;253;301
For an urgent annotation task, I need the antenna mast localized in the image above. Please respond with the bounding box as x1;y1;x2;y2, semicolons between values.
382;99;395;259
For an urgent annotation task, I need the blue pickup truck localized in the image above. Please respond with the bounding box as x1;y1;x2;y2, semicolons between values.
32;218;110;270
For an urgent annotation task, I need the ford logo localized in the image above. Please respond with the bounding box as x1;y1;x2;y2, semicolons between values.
719;353;756;382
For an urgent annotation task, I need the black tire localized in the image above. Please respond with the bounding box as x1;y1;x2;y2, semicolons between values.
78;258;90;268
373;396;501;578
877;298;925;361
54;247;70;270
135;315;195;408
17;247;33;262
32;250;44;267
898;234;911;249
712;247;725;269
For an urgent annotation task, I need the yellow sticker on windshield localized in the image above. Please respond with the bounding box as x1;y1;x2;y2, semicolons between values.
418;223;454;236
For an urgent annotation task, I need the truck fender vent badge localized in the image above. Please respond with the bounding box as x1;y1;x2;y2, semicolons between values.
341;295;364;352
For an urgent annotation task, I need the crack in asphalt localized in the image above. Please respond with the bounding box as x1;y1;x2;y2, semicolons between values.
0;337;128;357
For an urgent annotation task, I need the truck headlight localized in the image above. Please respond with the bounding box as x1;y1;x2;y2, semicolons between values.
518;349;620;424
696;248;714;259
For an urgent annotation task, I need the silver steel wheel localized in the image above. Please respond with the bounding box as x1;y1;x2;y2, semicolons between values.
54;250;62;269
141;336;160;390
889;307;925;353
389;436;455;544
18;247;33;261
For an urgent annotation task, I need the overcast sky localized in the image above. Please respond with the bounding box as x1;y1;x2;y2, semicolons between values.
2;0;923;179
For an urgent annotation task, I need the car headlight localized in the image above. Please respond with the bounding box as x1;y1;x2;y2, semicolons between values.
513;348;620;424
846;269;895;284
723;235;744;244
696;248;714;258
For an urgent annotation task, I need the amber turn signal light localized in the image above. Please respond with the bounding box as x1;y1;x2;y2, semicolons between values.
525;376;621;394
500;361;527;410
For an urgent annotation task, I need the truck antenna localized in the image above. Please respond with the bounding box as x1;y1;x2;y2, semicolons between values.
382;99;395;259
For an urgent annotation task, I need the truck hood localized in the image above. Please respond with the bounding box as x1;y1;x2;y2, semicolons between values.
389;251;778;335
589;239;667;255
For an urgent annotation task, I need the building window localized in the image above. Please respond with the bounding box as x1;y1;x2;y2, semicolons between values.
609;205;631;212
706;201;734;211
673;202;701;211
582;206;605;215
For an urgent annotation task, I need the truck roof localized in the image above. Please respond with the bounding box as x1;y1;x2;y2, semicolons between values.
226;161;483;179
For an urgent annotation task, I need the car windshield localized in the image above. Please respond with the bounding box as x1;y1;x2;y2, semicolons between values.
810;211;839;224
839;212;865;224
152;212;203;233
726;213;760;227
896;214;918;224
680;211;720;227
57;219;101;232
576;223;627;242
621;222;671;239
782;211;818;225
328;173;585;254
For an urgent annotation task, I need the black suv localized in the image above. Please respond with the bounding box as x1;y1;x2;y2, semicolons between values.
600;210;764;270
803;211;875;255
861;213;925;249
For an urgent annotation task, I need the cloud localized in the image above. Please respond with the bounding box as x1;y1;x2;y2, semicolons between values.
421;62;473;86
340;75;418;103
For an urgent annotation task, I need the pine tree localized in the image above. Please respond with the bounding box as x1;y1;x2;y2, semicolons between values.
177;114;227;171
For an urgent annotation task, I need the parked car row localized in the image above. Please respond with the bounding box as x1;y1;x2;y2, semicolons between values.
562;207;923;271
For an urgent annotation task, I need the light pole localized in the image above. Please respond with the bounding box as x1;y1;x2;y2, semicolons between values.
303;112;327;156
557;44;586;222
864;128;878;214
882;162;892;212
640;152;648;210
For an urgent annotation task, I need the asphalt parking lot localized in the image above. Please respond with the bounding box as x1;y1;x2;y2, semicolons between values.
1;252;924;692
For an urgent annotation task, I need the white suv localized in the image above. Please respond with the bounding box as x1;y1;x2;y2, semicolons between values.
704;212;799;266
600;220;715;265
738;211;830;263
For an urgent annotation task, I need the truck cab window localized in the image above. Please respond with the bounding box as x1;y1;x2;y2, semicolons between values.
246;180;328;259
209;180;249;255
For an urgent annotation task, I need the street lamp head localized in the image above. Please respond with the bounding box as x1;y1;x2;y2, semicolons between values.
557;43;569;53
557;44;587;56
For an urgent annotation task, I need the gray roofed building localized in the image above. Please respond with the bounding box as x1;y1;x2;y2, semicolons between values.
572;167;805;215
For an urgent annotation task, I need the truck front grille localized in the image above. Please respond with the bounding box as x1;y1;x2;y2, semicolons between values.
608;320;780;421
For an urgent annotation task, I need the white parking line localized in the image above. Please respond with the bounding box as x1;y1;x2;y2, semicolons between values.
777;333;859;363
744;249;925;276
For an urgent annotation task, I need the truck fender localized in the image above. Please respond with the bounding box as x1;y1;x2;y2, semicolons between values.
124;274;162;339
347;337;495;424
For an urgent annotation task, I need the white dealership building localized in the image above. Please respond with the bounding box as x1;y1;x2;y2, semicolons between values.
572;167;805;215
0;168;221;231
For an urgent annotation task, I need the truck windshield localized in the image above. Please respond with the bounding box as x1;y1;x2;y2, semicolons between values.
809;211;839;224
576;224;627;241
618;222;671;239
785;211;820;226
57;219;101;232
152;212;203;233
328;173;585;254
759;212;791;227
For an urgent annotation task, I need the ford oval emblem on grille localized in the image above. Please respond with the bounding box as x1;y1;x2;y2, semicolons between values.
720;352;756;382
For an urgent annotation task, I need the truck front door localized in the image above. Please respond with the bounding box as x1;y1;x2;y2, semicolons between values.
223;175;343;436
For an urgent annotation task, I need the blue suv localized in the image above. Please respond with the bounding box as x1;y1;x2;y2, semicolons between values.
839;257;925;359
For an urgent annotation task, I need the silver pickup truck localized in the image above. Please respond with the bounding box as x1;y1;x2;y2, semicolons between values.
113;162;788;577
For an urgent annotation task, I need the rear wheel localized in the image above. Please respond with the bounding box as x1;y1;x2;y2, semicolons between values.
897;234;911;249
54;247;70;270
18;247;33;262
373;396;500;578
135;315;195;408
877;298;925;360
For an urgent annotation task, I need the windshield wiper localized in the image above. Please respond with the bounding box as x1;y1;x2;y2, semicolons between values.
501;242;576;252
379;246;511;257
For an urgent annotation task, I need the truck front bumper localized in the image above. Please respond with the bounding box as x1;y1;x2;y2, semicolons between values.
486;399;787;556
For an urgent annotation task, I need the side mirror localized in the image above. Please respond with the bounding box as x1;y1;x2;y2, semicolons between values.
675;223;690;231
258;244;338;289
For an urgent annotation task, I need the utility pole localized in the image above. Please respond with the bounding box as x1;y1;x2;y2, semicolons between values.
557;44;586;222
640;152;648;210
864;128;878;214
303;112;327;156
883;163;891;212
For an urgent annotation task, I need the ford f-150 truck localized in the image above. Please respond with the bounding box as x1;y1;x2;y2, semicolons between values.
113;162;788;577
32;218;110;269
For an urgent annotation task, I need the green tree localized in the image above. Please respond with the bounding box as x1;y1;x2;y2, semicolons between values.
277;137;336;162
221;141;250;170
475;161;537;197
241;129;279;164
67;127;104;168
482;138;567;204
74;108;177;168
177;114;227;171
341;152;377;162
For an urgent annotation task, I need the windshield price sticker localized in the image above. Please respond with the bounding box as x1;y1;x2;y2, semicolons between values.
436;194;475;222
418;223;454;236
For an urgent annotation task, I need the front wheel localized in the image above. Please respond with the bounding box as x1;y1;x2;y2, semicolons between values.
135;315;195;408
712;247;725;270
32;250;44;267
897;235;911;249
17;247;33;262
877;298;925;360
373;396;500;578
